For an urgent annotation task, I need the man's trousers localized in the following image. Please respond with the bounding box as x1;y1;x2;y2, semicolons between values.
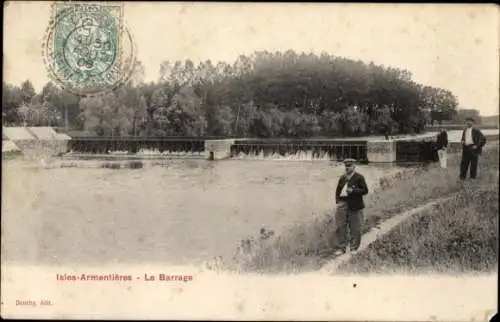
334;202;364;251
460;146;479;179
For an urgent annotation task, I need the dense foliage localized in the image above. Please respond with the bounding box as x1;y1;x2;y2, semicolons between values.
2;50;459;137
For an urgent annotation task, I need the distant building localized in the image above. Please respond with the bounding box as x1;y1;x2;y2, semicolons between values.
2;126;71;157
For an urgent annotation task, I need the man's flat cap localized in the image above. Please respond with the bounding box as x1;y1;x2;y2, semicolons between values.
464;117;475;123
343;158;357;166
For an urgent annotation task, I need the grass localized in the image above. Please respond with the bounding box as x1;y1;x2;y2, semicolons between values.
228;143;499;274
337;185;498;274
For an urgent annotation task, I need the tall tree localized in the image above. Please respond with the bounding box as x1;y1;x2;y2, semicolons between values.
20;80;36;104
3;50;463;138
2;82;22;125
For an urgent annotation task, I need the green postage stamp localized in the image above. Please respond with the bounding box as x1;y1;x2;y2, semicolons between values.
43;2;135;95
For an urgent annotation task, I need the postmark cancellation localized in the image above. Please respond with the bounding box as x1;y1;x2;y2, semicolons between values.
42;1;136;96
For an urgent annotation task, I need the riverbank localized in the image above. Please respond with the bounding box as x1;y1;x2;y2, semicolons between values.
337;152;498;274
231;143;499;273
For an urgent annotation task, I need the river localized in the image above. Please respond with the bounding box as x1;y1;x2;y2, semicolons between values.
2;158;401;267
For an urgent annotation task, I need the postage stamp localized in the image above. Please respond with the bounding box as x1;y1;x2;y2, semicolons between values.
42;2;136;95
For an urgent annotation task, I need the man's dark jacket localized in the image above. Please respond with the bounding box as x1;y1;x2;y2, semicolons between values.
335;172;369;211
436;130;448;150
461;127;487;154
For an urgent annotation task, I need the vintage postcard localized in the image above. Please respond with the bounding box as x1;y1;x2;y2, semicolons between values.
2;2;498;320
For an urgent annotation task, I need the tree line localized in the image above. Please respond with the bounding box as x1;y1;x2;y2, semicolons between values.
2;50;459;138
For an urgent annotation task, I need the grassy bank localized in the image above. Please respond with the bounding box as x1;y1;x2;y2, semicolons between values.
230;143;498;274
337;184;498;274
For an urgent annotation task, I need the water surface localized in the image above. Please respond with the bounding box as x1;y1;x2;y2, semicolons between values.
2;158;399;267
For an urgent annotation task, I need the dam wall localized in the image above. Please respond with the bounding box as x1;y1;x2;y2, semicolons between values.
67;136;206;155
231;139;368;162
15;129;497;164
204;139;235;160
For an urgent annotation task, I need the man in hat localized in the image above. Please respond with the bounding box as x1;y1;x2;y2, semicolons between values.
460;117;487;180
333;158;369;255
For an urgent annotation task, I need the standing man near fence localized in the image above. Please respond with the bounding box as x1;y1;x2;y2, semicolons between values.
332;158;369;256
460;117;487;180
436;126;448;168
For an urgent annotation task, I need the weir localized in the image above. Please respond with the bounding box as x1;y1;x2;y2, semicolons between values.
395;130;499;162
230;139;368;162
67;137;206;155
204;139;235;160
6;128;497;164
395;138;437;163
366;140;396;163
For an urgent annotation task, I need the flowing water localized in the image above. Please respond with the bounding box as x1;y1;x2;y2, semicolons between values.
2;156;401;267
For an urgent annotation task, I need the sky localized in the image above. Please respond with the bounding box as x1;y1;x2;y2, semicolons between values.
3;2;499;116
